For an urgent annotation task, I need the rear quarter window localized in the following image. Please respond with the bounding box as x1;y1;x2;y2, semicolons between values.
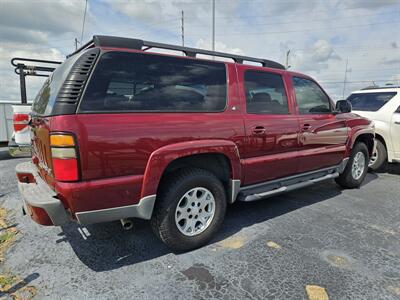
32;55;80;115
79;52;227;112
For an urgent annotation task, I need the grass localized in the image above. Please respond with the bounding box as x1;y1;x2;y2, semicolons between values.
0;206;37;299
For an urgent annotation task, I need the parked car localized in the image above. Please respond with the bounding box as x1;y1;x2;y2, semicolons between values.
346;86;400;171
16;35;375;251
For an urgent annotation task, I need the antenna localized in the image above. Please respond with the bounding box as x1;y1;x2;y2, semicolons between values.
80;0;88;43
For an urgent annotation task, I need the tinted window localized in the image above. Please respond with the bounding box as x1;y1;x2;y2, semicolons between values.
244;71;289;114
293;77;331;114
347;92;397;112
32;55;80;115
80;52;227;112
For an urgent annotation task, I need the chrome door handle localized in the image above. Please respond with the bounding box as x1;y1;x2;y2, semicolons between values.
394;121;400;125
301;124;312;131
252;126;266;135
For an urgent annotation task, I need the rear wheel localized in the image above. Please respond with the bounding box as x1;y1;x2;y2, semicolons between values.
335;142;369;189
368;139;387;172
151;168;227;251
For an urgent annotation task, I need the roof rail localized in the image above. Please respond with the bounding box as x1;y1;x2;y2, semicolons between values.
361;85;400;90
67;35;285;70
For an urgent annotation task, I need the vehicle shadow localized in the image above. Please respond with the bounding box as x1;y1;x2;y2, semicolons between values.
59;173;378;272
369;163;400;176
385;163;400;175
0;149;12;160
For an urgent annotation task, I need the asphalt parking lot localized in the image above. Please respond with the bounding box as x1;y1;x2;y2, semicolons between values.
1;148;399;299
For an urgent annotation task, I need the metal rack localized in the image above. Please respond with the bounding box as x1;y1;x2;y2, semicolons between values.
11;57;61;104
68;35;285;70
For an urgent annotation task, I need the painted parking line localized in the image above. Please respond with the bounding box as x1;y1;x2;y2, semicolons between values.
266;240;281;249
305;285;329;300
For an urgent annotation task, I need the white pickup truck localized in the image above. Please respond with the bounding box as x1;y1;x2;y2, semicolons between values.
347;86;400;171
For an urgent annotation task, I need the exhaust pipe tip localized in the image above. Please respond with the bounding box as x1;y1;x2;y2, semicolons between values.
120;218;133;231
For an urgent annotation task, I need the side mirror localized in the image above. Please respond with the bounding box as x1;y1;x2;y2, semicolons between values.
335;100;352;113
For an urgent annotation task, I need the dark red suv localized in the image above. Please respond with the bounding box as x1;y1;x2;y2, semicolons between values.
16;36;375;251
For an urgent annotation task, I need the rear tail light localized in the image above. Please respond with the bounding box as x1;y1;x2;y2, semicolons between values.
13;113;29;132
50;133;79;181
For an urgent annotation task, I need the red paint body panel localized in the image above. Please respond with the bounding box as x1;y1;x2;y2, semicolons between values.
24;47;375;223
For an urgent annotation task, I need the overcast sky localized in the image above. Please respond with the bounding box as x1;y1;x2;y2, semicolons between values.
0;0;399;102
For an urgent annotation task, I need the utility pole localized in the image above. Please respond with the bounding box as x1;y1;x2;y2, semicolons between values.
181;10;184;47
74;38;79;50
342;58;349;99
212;0;215;53
285;49;291;69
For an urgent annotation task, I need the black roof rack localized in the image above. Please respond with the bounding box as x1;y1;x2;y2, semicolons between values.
67;35;285;70
11;57;62;104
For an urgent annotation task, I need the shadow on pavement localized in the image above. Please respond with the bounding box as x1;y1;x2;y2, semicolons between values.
0;272;39;297
386;163;400;175
59;174;378;272
0;149;12;161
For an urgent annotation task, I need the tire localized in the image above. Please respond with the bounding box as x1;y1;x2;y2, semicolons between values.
368;139;387;172
151;168;227;251
335;142;369;189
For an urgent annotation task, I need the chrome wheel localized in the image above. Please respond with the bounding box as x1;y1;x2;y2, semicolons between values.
175;187;216;237
352;152;366;180
368;149;378;167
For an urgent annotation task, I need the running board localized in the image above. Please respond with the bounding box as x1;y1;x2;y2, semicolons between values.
238;168;341;202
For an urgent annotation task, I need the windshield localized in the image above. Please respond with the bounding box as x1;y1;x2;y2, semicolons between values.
347;92;397;112
32;54;80;115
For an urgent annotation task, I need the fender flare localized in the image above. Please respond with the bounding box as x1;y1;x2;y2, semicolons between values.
347;126;375;156
140;139;241;198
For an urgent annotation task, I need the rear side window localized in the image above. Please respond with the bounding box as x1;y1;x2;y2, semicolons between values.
32;55;79;115
347;92;397;112
244;70;289;114
79;52;227;112
293;77;331;114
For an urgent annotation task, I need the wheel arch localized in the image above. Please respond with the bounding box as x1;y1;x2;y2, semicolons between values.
354;133;375;157
140;140;242;202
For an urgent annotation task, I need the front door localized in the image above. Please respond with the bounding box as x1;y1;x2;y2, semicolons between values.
291;76;348;172
239;66;300;185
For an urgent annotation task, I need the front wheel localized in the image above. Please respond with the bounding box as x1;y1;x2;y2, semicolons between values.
151;168;227;251
335;142;369;189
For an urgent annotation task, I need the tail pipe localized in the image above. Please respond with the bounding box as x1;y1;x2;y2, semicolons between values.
120;218;133;230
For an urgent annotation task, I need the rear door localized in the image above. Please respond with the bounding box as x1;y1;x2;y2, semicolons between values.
290;76;348;172
238;66;300;185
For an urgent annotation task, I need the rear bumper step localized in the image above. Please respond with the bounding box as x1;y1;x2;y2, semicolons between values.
16;162;69;225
